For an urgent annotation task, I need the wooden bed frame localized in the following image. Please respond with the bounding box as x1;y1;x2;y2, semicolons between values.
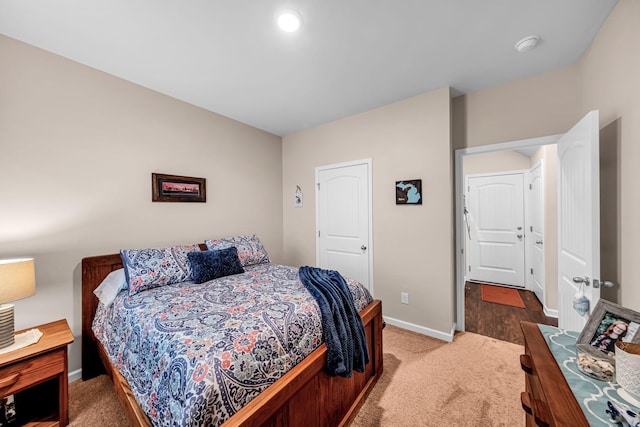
81;250;384;427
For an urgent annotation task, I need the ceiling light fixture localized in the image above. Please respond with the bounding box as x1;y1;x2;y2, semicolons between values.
277;10;302;32
515;35;539;53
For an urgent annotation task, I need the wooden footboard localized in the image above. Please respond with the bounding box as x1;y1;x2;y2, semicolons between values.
81;254;383;427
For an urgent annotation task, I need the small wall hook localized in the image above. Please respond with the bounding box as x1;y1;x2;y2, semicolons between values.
294;186;303;207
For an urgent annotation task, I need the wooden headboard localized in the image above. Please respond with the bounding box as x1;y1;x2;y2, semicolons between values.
81;253;124;380
81;244;208;380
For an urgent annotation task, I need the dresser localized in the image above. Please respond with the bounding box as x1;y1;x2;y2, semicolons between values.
520;321;589;426
520;321;640;427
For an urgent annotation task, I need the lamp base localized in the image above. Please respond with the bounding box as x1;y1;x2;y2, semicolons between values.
0;304;15;349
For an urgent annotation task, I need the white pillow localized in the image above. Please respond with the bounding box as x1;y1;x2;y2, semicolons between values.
93;268;127;307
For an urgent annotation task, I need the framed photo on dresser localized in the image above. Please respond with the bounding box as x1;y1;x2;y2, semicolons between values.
577;299;640;359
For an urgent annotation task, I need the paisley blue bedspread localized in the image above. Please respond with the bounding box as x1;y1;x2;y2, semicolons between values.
92;263;373;427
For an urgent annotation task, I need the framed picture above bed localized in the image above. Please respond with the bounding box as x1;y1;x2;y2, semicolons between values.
152;173;206;203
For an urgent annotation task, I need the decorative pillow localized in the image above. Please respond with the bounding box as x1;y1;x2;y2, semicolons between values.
187;247;244;284
204;234;270;267
120;244;201;296
93;268;127;307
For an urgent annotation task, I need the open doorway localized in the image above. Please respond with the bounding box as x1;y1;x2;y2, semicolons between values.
456;111;620;337
460;144;559;343
455;134;561;332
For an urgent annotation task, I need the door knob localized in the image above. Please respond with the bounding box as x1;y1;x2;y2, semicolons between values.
361;245;367;251
573;276;590;287
536;240;543;245
591;279;615;289
517;234;523;238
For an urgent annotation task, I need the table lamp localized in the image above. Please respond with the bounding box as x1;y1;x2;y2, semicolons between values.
0;258;36;349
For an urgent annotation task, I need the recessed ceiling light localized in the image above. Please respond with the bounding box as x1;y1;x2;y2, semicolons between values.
515;35;539;53
277;10;302;32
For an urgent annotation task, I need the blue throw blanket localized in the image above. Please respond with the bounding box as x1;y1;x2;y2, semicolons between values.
298;266;369;377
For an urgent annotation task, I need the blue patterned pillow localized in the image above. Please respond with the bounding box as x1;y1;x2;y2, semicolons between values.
204;234;270;267
120;244;201;296
187;247;244;284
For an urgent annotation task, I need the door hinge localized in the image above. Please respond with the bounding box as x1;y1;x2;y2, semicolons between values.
318;230;321;237
530;226;533;232
468;265;471;272
317;183;320;190
530;268;533;275
529;184;532;190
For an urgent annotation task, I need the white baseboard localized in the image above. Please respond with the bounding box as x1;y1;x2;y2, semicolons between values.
544;306;558;319
69;368;82;383
384;316;454;343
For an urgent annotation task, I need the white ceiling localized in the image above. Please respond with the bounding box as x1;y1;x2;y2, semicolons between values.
0;0;618;136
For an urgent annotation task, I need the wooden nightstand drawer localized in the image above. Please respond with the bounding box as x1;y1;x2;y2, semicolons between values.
0;320;73;426
0;348;65;397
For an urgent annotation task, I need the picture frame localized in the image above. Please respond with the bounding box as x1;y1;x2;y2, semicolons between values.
152;173;206;203
396;179;422;205
577;299;640;361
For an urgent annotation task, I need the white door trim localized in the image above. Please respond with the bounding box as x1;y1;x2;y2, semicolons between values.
455;135;561;331
315;158;374;296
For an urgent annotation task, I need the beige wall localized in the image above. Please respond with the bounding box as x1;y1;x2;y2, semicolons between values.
453;64;581;150
0;35;283;374
462;150;531;176
579;0;640;311
282;88;455;336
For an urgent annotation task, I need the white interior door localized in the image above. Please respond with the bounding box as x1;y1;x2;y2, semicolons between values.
558;110;600;331
529;162;545;303
466;172;525;287
316;161;372;291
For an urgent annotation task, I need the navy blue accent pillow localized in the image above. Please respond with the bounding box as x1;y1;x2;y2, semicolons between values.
187;247;244;284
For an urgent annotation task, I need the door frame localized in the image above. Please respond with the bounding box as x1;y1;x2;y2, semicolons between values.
455;135;561;331
315;158;374;296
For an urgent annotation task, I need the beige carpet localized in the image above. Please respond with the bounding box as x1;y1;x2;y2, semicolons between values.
69;325;525;426
351;325;525;426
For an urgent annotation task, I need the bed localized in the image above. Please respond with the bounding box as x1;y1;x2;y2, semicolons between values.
81;242;383;427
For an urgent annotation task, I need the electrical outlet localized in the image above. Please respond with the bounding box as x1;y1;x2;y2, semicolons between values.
401;292;409;305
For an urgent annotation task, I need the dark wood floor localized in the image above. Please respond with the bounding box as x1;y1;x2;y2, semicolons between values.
464;281;558;346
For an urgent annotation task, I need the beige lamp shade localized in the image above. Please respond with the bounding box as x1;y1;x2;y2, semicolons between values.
0;258;36;304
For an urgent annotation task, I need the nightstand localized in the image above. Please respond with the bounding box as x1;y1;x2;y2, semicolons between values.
0;319;74;427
